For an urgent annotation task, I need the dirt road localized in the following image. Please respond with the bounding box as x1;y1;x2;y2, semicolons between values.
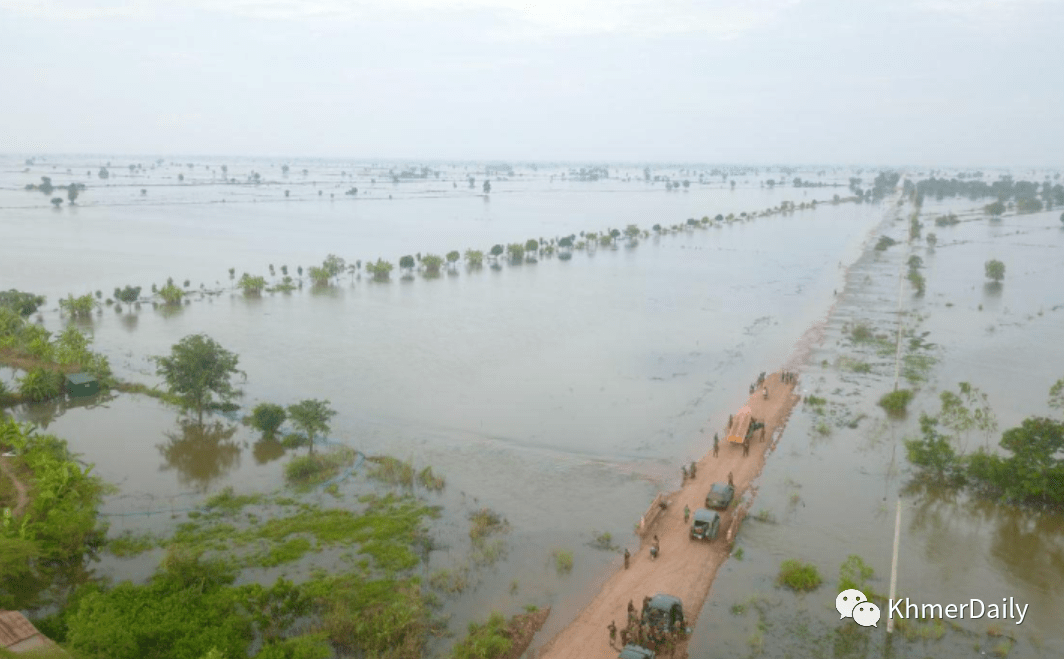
536;371;800;659
0;455;30;518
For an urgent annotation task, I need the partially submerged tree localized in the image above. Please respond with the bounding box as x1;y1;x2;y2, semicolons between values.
155;334;243;424
250;403;287;437
984;259;1006;283
286;399;336;455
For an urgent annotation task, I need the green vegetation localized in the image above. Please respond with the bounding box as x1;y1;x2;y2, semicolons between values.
984;200;1006;216
588;531;618;551
250;403;287;437
237;274;267;295
0;418;108;609
836;357;872;374
107;530;159;557
874;236;897;251
551;549;574;574
366;259;393;281
506;243;525;263
446;250;461;267
0;289;46;316
284;446;357;487
421;254;444;276
984;259;1006;283
59;293;97;317
879;389;914;416
450;612;511;659
203;487;266;515
416;466;445;492
777;559;822;592
849;323;874;343
307;266;330;286
19;368;64;402
113;285;142;304
464;249;484;267
286;399;336;455
902;353;936;385
366;455;415;488
934;213;960;227
155;335;243;424
158;282;184;305
838;554;875;594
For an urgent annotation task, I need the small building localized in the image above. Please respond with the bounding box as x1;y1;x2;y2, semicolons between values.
0;609;62;654
66;372;99;398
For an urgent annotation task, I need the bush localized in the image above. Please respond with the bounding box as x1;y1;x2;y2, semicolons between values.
879;389;914;416
158;282;183;305
874;236;897;251
284;448;356;486
1015;198;1043;214
984;259;1005;283
421;254;444;275
450;612;511;659
839;555;875;593
238;274;267;294
552;549;574;574
113;286;142;304
0;290;46;316
250;403;286;437
777;559;822;592
20;368;64;402
984;200;1006;216
59;293;96;317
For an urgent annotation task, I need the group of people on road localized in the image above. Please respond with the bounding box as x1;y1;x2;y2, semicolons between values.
608;598;682;656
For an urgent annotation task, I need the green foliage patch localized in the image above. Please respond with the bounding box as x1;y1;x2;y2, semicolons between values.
777;559;822;592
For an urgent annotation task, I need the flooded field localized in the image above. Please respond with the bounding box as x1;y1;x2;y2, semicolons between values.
2;157;1063;657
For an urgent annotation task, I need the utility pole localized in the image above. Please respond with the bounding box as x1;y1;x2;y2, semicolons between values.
888;498;901;634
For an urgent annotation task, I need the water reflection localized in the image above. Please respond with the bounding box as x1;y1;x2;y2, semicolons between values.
22;392;116;430
120;312;139;332
252;437;286;465
157;419;241;491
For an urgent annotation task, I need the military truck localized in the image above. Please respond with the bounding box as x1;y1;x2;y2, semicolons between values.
642;593;685;636
617;645;655;659
705;482;735;510
689;508;721;541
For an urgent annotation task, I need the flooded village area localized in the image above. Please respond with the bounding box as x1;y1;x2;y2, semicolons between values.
2;157;1063;659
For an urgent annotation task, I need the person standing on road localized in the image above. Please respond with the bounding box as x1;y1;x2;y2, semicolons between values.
684;504;690;523
624;548;630;569
608;620;617;647
681;465;687;482
742;435;750;456
728;471;734;487
689;461;696;479
713;433;719;457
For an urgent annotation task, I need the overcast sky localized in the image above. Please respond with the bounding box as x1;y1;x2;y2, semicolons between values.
2;0;1061;166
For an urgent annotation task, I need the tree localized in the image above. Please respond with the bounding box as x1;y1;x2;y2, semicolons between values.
59;293;96;317
322;254;345;278
968;417;1064;505
114;286;142;304
1048;378;1064;413
421;254;444;275
446;250;461;268
464;249;484;267
366;259;393;282
307;266;330;286
67;186;80;204
984;200;1005;216
159;282;183;305
399;255;416;271
51;197;63;207
624;224;640;241
524;239;539;256
0;290;46;316
483;180;491;194
98;167;109;179
286;399;336;455
155;334;243;423
506;243;525;263
489;244;504;260
250;403;286;437
238;274;267;294
926;232;937;248
984;259;1006;283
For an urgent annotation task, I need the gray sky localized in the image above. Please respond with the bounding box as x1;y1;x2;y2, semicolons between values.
2;0;1061;166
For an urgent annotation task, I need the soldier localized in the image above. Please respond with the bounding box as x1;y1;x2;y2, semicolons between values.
608;620;617;647
713;433;719;457
728;471;734;487
727;414;733;430
643;596;652;615
689;461;696;479
681;465;687;482
628;599;636;620
650;535;660;559
749;383;755;394
620;627;629;647
743;435;750;456
684;504;690;523
761;426;766;443
763;386;769;400
624;548;630;569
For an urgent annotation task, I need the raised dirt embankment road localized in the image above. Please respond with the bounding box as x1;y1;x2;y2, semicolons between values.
536;372;800;659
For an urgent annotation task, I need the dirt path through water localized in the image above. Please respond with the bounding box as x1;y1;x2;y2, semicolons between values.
0;456;30;518
536;372;800;659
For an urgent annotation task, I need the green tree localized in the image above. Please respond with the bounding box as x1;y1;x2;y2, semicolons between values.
905;413;962;483
286;399;336;455
624;224;640;240
968;417;1064;505
446;250;461;268
307;266;330;286
0;290;46;316
250;403;287;437
489;245;504;260
366;259;393;281
524;239;539;256
19;368;64;402
322;254;345;278
114;286;142;304
464;249;484;267
59;293;97;317
237;274;267;295
155;335;243;423
67;186;80;204
926;232;937;248
399;255;416;271
984;200;1005;216
483;180;491;194
421;254;444;275
506;243;525;263
1050;378;1064;412
984;259;1006;283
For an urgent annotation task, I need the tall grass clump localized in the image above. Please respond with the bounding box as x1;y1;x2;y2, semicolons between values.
777;559;822;592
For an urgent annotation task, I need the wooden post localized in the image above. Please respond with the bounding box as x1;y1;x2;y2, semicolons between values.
887;498;901;634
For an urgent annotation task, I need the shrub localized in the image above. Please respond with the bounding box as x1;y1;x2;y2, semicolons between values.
250;403;286;437
238;274;267;294
1015;198;1042;214
984;259;1005;283
0;290;46;316
777;559;822;592
113;286;142;304
450;612;511;659
984;200;1006;216
839;555;875;593
158;282;183;305
464;250;484;267
879;389;914;416
552;549;574;574
59;293;96;317
874;236;897;251
421;254;444;275
20;368;64;402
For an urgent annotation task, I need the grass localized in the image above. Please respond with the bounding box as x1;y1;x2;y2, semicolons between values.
450;612;512;659
429;567;470;594
878;389;914;416
895;616;947;641
902;353;936;385
203;486;265;515
588;531;618;551
469;508;508;542
777;559;822;592
284;447;357;487
804;395;827;410
814;420;831;436
416;466;445;492
874;236;897;251
367;455;415;488
732;547;744;560
753;509;777;524
107;530;159;557
551;549;574;574
836;357;873;374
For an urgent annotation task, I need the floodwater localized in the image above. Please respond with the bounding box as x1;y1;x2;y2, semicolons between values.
3;157;1063;656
